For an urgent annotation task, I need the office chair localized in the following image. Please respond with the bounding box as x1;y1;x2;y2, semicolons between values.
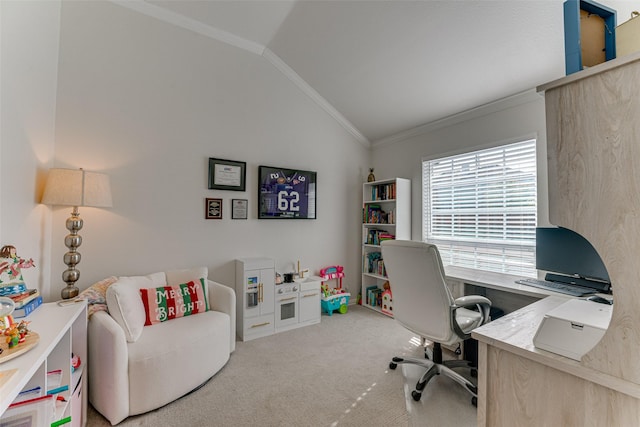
380;240;491;405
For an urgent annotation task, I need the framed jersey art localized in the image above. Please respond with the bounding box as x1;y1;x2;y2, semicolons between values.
258;166;317;219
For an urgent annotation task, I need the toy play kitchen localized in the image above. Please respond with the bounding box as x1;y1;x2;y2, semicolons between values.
235;258;322;341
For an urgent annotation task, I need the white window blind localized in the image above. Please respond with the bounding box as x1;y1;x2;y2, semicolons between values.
422;139;537;276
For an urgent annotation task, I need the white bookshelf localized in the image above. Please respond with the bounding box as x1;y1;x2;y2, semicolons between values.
361;178;411;316
0;302;87;426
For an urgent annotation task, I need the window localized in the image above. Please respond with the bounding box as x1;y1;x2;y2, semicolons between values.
422;139;537;276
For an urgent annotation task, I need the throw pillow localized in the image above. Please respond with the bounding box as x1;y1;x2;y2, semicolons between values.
106;272;166;342
139;279;209;325
78;276;118;318
165;266;208;287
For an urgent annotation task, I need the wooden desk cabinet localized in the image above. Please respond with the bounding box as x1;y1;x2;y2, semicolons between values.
472;51;640;426
474;298;640;426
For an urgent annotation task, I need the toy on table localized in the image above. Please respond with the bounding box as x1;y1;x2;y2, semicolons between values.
1;316;30;355
319;265;350;316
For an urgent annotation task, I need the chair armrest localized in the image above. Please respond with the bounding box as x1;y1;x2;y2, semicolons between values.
87;311;130;425
207;280;236;352
454;295;491;310
454;295;491;321
451;295;492;340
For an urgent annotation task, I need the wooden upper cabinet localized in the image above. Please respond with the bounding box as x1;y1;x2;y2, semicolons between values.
540;53;640;383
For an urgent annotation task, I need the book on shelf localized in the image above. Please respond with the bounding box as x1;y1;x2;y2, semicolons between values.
367;288;382;307
7;288;37;302
366;252;382;273
365;285;379;305
13;295;43;318
9;289;40;308
369;182;396;201
0;282;27;297
363;205;395;225
366;229;395;245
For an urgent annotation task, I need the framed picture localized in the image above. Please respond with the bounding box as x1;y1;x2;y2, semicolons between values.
208;158;246;191
232;199;248;220
258;165;317;219
205;198;223;219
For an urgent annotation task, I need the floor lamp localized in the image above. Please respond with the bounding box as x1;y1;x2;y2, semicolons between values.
42;168;113;299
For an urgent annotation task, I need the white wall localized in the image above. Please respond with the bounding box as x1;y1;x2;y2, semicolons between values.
6;1;634;300
50;1;370;294
0;0;61;299
371;91;551;241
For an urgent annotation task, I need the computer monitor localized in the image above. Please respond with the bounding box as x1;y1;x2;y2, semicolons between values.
536;227;611;293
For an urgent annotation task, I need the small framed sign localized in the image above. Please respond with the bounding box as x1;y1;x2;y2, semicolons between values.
205;198;223;219
208;158;246;191
232;199;248;220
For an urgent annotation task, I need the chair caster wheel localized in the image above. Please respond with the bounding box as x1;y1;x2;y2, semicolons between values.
472;396;477;407
389;362;397;370
411;390;422;401
471;368;477;378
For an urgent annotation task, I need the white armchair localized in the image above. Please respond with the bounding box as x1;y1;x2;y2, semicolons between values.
87;268;235;425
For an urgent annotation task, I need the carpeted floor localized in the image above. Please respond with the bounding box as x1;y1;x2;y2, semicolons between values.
87;305;477;426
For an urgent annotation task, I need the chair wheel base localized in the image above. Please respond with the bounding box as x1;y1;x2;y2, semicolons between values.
472;396;477;407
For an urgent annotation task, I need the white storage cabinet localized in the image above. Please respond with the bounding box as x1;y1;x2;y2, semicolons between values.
0;302;88;426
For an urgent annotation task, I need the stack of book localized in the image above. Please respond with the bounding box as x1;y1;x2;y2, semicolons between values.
2;286;42;318
363;206;398;225
369;182;396;201
365;229;395;245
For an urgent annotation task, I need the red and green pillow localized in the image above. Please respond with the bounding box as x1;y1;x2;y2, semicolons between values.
140;278;209;326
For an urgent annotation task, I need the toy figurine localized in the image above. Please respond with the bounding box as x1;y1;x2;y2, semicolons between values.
71;353;81;372
367;168;376;182
3;320;29;348
0;245;35;286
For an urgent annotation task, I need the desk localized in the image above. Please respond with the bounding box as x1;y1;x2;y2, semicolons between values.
444;265;572;314
444;266;640;426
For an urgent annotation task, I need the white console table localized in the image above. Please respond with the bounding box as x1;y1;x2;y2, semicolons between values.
0;301;88;426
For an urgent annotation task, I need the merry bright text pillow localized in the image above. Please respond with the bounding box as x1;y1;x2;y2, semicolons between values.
140;279;209;326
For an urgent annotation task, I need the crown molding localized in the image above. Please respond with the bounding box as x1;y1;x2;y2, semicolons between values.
262;48;370;147
111;0;265;55
110;0;370;148
372;89;543;148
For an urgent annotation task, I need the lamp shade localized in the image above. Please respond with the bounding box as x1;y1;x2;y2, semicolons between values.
42;168;113;208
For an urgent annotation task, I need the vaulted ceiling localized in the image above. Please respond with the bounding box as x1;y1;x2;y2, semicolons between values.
142;0;637;145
